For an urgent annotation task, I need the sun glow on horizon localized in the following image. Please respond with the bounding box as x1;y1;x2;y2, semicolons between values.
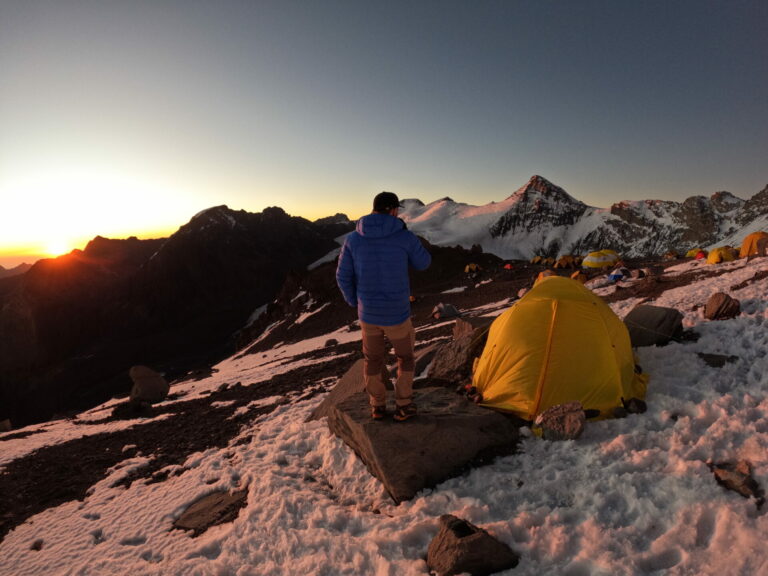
43;239;77;258
0;168;212;268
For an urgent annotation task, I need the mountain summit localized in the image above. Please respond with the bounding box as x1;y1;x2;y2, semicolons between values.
490;175;588;239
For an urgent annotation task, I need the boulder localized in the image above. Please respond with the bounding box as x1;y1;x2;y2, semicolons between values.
704;292;741;320
623;304;684;347
452;317;494;341
534;402;585;441
172;489;249;536
327;387;519;503
427;318;492;383
427;514;519;576
0;418;11;432
128;365;169;404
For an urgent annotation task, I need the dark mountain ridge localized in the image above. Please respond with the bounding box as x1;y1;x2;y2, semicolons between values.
0;263;33;279
0;206;351;426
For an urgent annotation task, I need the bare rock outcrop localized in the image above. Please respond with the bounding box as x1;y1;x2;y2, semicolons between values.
427;318;492;384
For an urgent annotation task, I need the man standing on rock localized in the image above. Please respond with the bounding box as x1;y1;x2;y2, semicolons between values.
336;191;431;421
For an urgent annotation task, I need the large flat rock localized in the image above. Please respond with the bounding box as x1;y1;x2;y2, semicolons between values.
328;387;519;503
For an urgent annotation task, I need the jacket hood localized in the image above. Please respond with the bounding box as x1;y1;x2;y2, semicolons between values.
355;213;405;238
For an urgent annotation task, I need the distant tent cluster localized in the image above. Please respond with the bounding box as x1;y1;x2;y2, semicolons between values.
530;254;583;268
530;255;555;266
683;231;768;265
525;229;768;275
685;248;708;260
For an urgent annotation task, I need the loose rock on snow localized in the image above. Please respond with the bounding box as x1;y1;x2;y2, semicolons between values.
427;514;519;576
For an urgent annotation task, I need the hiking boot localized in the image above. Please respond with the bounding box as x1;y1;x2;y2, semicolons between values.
371;405;387;421
393;403;417;422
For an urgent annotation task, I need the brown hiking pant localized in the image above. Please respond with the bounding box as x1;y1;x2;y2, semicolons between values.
360;318;415;408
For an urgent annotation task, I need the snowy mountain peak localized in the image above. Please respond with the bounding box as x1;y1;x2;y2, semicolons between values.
186;205;244;232
509;174;576;202
404;176;768;260
488;176;587;244
710;191;744;213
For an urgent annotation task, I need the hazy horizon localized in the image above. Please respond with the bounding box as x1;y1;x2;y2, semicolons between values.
3;172;768;270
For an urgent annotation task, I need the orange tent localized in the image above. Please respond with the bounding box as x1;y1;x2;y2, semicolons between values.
739;232;768;259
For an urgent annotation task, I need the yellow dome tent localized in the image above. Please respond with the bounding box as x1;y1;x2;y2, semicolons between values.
739;231;768;259
472;276;647;421
706;246;738;264
581;249;619;269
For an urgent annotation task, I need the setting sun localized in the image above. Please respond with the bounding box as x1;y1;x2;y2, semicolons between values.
44;239;74;258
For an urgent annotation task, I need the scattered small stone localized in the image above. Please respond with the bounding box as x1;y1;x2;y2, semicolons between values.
427;514;519;576
534;402;585;441
30;539;43;551
709;460;765;509
697;353;739;368
173;489;249;537
623;397;647;414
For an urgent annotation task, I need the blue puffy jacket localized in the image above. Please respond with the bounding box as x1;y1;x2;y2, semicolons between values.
336;213;431;326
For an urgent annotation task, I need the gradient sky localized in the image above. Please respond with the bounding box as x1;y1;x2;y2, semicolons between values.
1;0;766;267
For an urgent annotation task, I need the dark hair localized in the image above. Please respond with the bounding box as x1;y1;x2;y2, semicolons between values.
373;191;402;212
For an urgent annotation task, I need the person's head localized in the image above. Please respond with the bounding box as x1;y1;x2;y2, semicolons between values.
372;191;402;215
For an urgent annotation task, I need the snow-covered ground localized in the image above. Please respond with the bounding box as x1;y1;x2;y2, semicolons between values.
2;258;768;575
